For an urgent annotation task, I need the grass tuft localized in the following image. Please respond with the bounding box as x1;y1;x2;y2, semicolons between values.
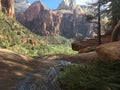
59;60;120;90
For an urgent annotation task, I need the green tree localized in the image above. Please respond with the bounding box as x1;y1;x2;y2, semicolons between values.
110;0;120;25
100;0;120;26
86;0;120;43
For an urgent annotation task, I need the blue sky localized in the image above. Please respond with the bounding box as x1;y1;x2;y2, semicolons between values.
28;0;97;10
28;0;62;9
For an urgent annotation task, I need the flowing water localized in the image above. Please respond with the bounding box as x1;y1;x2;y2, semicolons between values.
16;60;72;90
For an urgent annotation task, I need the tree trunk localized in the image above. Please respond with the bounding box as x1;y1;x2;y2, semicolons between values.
98;1;102;44
0;0;2;12
111;21;120;42
0;0;14;18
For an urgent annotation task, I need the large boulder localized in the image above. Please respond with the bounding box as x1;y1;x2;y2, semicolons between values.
68;51;98;64
71;39;98;53
96;41;120;62
71;41;83;51
71;35;111;53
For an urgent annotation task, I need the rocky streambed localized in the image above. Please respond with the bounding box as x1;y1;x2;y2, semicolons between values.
16;60;72;90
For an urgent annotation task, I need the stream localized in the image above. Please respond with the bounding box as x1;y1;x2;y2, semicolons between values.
16;60;72;90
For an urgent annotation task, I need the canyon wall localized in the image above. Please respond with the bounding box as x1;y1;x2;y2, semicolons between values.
16;0;96;38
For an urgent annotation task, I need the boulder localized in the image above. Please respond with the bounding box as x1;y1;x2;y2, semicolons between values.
71;41;83;51
71;39;98;52
96;41;120;62
71;35;111;53
68;51;98;64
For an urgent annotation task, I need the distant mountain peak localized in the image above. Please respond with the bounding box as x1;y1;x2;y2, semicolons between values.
14;0;30;13
63;0;76;6
57;0;78;10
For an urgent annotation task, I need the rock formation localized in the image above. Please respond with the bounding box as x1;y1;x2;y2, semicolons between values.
96;41;120;63
14;0;30;13
0;0;15;18
16;1;60;36
71;35;111;53
16;0;96;38
57;0;78;10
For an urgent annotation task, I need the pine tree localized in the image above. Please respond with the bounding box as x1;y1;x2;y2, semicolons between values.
111;0;120;25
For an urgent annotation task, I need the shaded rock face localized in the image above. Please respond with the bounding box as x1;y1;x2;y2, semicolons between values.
60;13;94;38
16;1;96;38
0;0;14;18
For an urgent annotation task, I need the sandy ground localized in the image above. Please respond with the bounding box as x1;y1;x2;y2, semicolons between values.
0;49;98;90
0;49;58;90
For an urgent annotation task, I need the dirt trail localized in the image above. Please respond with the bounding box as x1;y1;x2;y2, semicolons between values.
0;49;58;90
0;49;97;90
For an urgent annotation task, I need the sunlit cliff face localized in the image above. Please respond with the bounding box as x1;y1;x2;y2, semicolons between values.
57;0;78;10
14;0;30;13
63;0;76;6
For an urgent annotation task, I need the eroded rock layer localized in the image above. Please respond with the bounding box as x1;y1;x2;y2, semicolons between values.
16;1;96;38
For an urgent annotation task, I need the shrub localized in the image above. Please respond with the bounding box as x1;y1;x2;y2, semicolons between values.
59;61;120;90
0;13;76;56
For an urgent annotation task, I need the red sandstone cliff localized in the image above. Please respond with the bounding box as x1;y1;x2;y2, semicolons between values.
16;1;61;36
16;1;96;38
